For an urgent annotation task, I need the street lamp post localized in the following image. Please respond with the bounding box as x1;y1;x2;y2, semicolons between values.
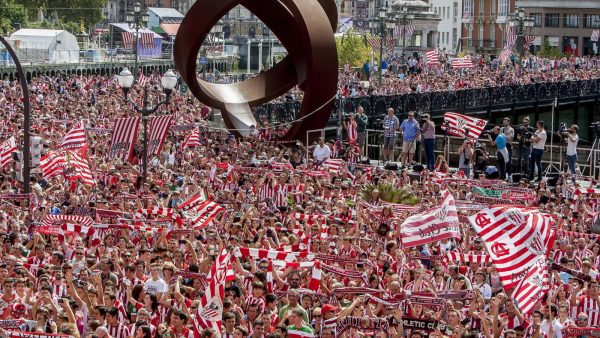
398;6;415;60
368;3;396;86
247;39;252;74
126;2;149;84
117;68;178;182
210;20;224;73
508;7;534;62
0;37;30;194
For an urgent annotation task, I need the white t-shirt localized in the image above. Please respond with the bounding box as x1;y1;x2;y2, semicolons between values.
533;129;547;150
313;145;331;162
144;278;167;295
566;133;579;156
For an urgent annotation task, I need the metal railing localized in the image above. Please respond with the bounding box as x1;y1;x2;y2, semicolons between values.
253;79;600;126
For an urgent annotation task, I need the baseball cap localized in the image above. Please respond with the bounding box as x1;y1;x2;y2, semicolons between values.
321;304;338;315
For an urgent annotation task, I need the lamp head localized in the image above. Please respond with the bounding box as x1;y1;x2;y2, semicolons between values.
161;69;178;97
117;68;134;94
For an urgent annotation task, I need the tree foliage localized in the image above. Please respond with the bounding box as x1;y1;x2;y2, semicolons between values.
360;182;420;205
0;0;28;34
536;38;564;59
336;29;371;68
18;0;107;30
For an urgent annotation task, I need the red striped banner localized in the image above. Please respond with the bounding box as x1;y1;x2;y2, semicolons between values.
108;117;140;162
425;50;439;65
147;115;173;156
121;32;134;49
57;122;86;151
182;129;200;148
39;151;66;179
400;190;460;247
0;136;16;169
441;112;487;140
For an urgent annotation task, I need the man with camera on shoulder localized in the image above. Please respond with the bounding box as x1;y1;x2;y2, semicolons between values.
516;117;534;177
529;121;547;182
565;124;579;177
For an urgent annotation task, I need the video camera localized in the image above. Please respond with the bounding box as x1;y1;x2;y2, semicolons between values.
516;125;534;140
558;122;570;142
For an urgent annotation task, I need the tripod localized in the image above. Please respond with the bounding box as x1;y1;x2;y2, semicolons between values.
542;98;561;179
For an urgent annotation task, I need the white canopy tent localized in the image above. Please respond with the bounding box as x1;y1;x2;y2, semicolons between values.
9;29;79;64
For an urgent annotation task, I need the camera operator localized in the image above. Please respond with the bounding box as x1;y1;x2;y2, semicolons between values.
488;126;509;180
516;117;534;176
356;106;368;155
565;124;579;177
421;113;436;170
501;117;514;175
529;121;547;182
473;142;489;178
458;139;474;179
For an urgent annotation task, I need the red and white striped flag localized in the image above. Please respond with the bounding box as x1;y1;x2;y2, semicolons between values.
505;25;517;48
235;247;312;262
385;36;396;55
425;50;440;65
403;24;415;39
400;190;460;247
498;47;513;65
58;122;86;151
441;112;488;140
511;260;549;315
141;32;154;49
451;57;474;69
65;147;95;186
592;30;600;42
177;191;207;211
137;73;149;87
287;330;315;338
190;201;224;229
39;151;66;180
182;129;200;149
108;117;140;162
41;214;94;228
194;249;230;333
0;137;16;169
366;36;381;50
147;115;173;156
468;206;555;289
322;159;345;172
121;32;134;49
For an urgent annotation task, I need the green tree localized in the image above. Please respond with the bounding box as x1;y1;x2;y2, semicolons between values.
536;38;564;59
20;0;107;28
336;29;371;68
0;0;28;34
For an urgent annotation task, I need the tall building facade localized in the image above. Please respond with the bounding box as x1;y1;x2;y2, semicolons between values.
430;0;462;52
516;0;600;56
461;0;516;54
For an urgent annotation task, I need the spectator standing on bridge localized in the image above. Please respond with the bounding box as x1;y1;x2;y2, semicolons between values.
516;117;534;177
382;108;399;163
355;106;368;156
501;117;515;176
399;111;420;166
530;121;547;182
421;113;436;170
313;137;331;165
566;124;579;178
489;126;509;180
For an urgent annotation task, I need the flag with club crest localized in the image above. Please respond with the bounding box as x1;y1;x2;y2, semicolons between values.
0;137;16;169
193;249;231;333
400;190;460;247
468;206;555;289
57;121;87;151
511;260;550;315
441;112;487;139
147;115;173;156
425;50;440;65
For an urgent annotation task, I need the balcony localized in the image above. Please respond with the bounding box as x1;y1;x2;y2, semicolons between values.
471;39;497;49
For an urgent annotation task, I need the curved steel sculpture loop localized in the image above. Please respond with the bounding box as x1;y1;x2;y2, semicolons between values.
173;0;339;140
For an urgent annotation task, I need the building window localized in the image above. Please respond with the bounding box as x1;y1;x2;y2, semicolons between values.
454;2;458;22
479;0;484;17
453;28;457;47
498;0;509;16
584;14;600;28
545;13;560;28
479;25;484;47
463;0;473;18
490;23;495;46
564;14;579;28
531;13;542;27
563;36;578;55
490;0;496;16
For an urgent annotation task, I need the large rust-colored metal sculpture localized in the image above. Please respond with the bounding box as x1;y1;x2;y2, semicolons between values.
173;0;338;140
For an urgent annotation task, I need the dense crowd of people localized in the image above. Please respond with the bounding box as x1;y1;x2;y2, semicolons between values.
339;54;600;96
0;61;597;338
